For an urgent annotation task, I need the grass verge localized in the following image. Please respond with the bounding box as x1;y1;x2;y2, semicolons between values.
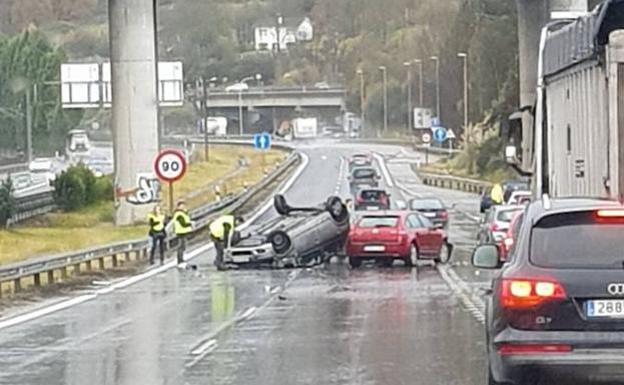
0;145;287;266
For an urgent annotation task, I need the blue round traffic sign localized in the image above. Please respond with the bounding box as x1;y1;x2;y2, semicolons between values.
433;126;448;143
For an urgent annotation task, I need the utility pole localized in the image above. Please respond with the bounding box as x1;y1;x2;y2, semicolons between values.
404;61;413;133
414;59;423;107
199;77;209;161
458;52;469;141
379;66;388;135
430;56;441;121
25;87;33;164
356;69;365;135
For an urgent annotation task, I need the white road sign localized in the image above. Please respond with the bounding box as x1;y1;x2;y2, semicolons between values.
154;149;187;183
422;133;431;144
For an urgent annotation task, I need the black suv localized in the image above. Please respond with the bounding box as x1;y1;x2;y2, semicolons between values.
473;197;624;385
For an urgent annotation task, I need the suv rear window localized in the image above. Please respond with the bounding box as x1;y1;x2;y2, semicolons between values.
360;190;385;201
410;199;443;210
358;216;399;228
353;169;375;179
497;208;520;222
531;211;624;269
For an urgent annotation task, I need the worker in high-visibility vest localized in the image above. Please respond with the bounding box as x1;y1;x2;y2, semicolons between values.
491;183;504;205
209;214;244;270
147;205;168;265
173;201;193;265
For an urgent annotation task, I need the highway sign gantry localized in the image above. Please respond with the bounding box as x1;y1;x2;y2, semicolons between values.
154;149;187;212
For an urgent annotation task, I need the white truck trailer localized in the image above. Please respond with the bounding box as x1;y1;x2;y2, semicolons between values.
292;118;318;139
516;0;624;198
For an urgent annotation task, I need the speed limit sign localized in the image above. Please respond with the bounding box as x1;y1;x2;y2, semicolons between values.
422;133;431;144
154;149;187;182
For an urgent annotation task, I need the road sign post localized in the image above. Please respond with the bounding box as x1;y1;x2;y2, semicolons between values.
154;149;187;214
254;132;272;173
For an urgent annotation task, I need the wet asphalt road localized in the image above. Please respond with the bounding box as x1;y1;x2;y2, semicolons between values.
0;140;490;385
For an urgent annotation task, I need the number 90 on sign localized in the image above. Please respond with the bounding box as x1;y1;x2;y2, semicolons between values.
154;150;187;182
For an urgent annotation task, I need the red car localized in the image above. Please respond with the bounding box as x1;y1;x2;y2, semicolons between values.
346;211;452;268
499;210;524;262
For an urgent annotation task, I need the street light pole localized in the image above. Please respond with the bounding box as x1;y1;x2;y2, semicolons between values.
458;52;469;141
430;56;440;121
414;59;423;107
404;61;413;133
379;66;387;135
357;69;365;135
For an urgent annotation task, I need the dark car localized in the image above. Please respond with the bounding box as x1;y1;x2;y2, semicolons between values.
349;166;380;193
473;197;624;385
502;180;530;203
354;188;390;211
224;194;349;268
409;197;449;229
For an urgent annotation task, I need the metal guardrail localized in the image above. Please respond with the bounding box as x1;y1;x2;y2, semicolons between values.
0;150;299;296
341;138;459;155
419;172;491;194
9;191;57;226
0;163;27;175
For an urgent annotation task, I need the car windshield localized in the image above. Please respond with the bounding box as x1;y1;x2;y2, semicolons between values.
410;199;443;210
353;169;375;179
531;211;624;269
497;208;521;222
358;216;399;228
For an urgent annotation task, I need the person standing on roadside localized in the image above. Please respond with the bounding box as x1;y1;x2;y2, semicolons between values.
491;183;504;206
173;200;193;266
147;205;168;265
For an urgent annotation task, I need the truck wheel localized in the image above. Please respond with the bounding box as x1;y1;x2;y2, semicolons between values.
349;257;362;268
269;230;292;255
274;194;290;216
325;196;348;223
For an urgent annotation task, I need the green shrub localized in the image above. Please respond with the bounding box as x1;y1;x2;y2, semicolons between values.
0;178;16;227
53;167;87;211
94;176;114;202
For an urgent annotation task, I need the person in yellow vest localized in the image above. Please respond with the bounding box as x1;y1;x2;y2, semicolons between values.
147;205;168;265
209;214;244;271
491;183;504;205
173;200;193;265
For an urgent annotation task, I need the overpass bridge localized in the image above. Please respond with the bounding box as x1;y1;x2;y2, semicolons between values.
200;86;346;110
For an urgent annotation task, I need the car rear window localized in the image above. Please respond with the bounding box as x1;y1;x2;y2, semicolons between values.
531;211;624;269
410;199;443;210
360;190;385;200
353;169;375;179
358;216;399;228
497;208;520;222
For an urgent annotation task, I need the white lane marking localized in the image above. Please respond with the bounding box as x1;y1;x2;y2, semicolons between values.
237;306;257;321
334;156;345;196
186;341;219;368
0;152;311;331
437;264;485;324
191;339;217;355
373;153;394;188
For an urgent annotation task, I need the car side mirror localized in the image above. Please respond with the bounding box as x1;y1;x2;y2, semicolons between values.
505;145;517;164
472;245;502;269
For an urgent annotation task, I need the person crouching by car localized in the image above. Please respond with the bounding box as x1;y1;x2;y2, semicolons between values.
209;214;244;271
148;205;169;265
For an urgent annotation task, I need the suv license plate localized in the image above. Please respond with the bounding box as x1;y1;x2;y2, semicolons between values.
587;300;624;318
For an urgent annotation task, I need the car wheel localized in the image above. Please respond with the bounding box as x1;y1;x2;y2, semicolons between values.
349;257;362;268
325;196;349;223
268;230;292;255
435;242;452;264
274;194;290;216
404;244;418;267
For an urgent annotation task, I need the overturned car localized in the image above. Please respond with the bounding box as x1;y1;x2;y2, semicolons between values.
224;194;350;268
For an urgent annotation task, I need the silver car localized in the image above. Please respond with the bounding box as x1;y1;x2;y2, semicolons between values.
477;205;523;244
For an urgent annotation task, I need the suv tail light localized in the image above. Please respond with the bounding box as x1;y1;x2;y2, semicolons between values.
490;223;500;232
439;210;448;219
500;278;567;309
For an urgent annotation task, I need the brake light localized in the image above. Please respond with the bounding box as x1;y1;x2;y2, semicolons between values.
500;278;566;309
503;237;514;251
490;223;500;232
440;210;448;219
356;196;364;204
499;344;572;356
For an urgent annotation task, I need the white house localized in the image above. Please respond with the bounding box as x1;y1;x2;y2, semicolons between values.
254;17;313;51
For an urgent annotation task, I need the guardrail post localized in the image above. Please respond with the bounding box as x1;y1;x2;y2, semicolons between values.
73;263;81;275
61;266;68;280
14;278;21;293
86;260;93;271
112;254;118;267
99;257;105;270
125;251;131;263
47;270;54;285
33;273;41;287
